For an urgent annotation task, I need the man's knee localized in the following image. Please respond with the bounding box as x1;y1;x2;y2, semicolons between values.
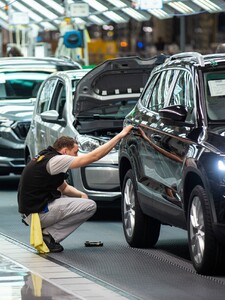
87;200;97;215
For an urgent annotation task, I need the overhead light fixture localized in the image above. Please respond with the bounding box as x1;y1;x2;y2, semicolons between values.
148;9;171;19
168;1;194;14
0;19;9;29
82;0;107;12
88;15;106;25
0;9;8;21
105;0;126;8
20;0;58;19
42;0;64;14
103;11;127;23
41;21;57;31
74;17;86;25
122;7;150;21
191;0;222;12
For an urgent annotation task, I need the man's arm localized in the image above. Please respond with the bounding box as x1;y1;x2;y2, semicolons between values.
69;125;133;169
58;181;88;198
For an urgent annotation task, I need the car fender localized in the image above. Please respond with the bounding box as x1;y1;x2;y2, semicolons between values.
182;161;217;223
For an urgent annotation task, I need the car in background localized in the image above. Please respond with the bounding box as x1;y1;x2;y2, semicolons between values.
119;52;225;275
0;56;81;175
25;55;166;207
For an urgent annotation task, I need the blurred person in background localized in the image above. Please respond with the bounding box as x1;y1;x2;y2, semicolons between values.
7;46;23;57
216;43;225;53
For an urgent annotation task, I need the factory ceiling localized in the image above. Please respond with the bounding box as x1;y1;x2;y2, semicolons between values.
0;0;224;31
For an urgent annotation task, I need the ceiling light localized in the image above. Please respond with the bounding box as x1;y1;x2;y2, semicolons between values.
20;0;58;19
0;9;7;21
82;0;107;12
88;15;106;25
103;11;127;23
168;2;194;14
191;0;222;12
42;0;64;14
122;7;150;21
105;0;126;8
41;22;57;31
74;17;86;25
148;9;171;19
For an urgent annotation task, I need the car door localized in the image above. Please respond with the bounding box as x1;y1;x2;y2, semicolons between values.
42;77;78;147
137;68;196;226
33;77;58;152
152;69;195;205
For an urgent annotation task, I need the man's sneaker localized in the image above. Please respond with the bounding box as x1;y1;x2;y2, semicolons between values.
43;234;64;253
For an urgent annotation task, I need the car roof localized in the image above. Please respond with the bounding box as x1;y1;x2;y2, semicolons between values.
162;52;225;69
47;68;92;80
0;56;82;72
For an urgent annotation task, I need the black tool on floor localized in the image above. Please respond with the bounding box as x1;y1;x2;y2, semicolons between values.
84;241;103;247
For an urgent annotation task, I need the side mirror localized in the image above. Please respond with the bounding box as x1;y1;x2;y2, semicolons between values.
159;105;187;122
40;110;59;122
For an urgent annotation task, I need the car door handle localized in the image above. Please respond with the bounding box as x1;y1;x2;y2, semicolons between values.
40;130;45;137
151;134;161;142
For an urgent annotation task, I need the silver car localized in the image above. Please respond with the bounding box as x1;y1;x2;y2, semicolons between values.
25;55;166;206
0;57;81;175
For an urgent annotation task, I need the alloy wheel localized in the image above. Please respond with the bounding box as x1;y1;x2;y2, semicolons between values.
189;195;205;264
123;178;135;238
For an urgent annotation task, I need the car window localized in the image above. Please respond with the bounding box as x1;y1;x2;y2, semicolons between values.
146;69;178;112
37;78;58;114
71;79;81;93
205;71;225;121
169;70;195;122
140;73;160;107
49;82;66;119
0;72;49;99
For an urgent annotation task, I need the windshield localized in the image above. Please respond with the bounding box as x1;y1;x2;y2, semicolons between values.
205;71;225;121
71;79;81;93
0;72;49;100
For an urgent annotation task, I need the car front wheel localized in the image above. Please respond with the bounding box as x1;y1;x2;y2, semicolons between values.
122;169;161;248
188;185;225;275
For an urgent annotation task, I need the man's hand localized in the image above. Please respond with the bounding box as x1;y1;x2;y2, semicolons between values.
119;125;134;138
59;181;88;198
69;125;134;170
80;192;88;199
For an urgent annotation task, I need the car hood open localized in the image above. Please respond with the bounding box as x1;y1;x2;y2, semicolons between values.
73;55;167;116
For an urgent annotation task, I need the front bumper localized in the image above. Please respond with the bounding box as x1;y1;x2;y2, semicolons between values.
0;154;25;175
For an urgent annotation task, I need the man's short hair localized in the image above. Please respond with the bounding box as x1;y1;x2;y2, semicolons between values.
53;136;77;151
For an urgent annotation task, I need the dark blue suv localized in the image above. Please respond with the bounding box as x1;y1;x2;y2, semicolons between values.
119;52;225;275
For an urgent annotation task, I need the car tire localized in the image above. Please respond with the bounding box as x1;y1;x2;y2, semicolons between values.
187;185;225;275
122;169;161;248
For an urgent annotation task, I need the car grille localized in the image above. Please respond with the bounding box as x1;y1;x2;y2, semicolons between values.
12;121;30;140
0;148;24;158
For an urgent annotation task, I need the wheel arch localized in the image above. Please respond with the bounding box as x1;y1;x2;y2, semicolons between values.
119;156;132;190
183;171;204;217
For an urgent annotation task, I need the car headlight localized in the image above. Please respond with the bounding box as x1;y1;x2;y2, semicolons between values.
0;117;14;127
218;160;225;171
78;135;116;153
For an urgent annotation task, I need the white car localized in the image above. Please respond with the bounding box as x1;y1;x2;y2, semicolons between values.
25;55;166;206
0;57;81;175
